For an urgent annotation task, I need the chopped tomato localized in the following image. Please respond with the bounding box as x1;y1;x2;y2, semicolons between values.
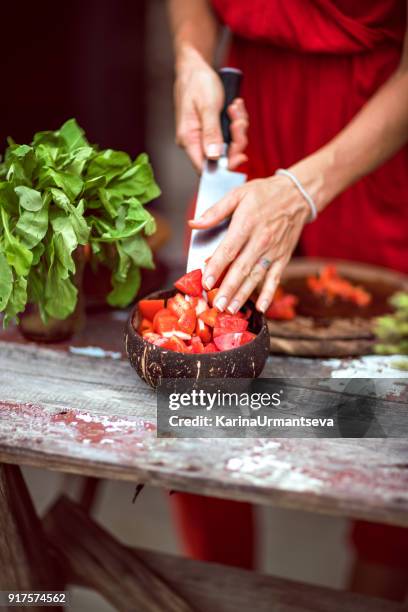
137;264;260;353
196;318;212;343
265;287;298;320
266;297;297;320
199;308;219;328
214;331;256;351
174;269;203;296
178;307;197;335
153;337;170;348
307;265;372;307
143;332;161;344
213;314;248;337
190;336;205;353
203;342;218;353
185;295;199;308
240;331;256;345
162;330;192;341
266;302;296;320
353;287;372;307
307;276;322;294
154;335;187;352
195;297;208;315
138;299;165;320
167;293;191;318
206;288;218;307
153;308;179;334
138;318;154;335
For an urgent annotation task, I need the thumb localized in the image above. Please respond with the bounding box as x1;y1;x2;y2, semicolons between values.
200;105;224;159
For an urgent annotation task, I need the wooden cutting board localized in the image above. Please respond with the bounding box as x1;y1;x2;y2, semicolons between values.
268;258;408;357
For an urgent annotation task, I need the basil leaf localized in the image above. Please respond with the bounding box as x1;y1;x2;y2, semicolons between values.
83;176;107;195
122;234;154;270
59;119;88;151
6;145;36;181
45;262;77;319
38;168;83;201
50;212;78;274
126;197;156;235
68;199;90;244
107;155;161;204
14;186;43;211
0;182;19;215
0;117;160;325
28;267;47;322
50;188;70;211
4;276;27;326
87;149;131;183
107;265;141;308
0;253;13;312
1;208;33;276
16;203;49;248
62;146;94;175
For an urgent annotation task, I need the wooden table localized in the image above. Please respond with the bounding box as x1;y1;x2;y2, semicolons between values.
0;311;407;611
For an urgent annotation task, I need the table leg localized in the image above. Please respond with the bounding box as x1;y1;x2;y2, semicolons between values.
0;463;62;594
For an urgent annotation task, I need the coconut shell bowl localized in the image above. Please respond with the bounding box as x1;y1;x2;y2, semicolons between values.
125;289;270;389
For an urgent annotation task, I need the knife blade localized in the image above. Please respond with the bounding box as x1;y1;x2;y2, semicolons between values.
187;67;247;273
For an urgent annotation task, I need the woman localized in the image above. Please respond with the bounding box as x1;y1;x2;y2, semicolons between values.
168;0;408;600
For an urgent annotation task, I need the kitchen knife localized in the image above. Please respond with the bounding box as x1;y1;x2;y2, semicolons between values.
187;67;247;273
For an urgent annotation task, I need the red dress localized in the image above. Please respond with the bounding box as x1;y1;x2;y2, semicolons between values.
173;0;408;571
213;0;408;273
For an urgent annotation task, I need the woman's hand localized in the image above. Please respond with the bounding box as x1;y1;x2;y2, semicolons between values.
174;45;248;171
189;176;310;313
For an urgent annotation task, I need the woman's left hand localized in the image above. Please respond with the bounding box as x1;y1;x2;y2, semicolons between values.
188;176;310;314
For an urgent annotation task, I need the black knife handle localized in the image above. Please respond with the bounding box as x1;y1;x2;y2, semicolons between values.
219;67;243;147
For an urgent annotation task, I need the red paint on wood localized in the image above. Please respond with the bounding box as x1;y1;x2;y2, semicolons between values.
0;402;156;463
51;410;156;444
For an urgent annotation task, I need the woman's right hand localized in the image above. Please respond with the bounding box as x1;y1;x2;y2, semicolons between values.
174;45;249;171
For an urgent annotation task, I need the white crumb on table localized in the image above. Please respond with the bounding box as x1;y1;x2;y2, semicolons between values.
69;345;122;360
323;354;408;378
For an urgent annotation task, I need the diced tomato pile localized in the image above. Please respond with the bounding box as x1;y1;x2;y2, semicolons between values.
135;264;372;349
264;265;372;321
307;265;372;307
265;286;298;321
134;269;256;353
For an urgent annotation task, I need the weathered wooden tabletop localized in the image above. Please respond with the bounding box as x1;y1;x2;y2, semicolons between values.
0;311;407;528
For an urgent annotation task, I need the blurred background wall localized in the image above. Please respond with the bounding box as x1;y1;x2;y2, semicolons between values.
1;0;195;275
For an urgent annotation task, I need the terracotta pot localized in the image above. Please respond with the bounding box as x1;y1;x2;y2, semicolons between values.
125;289;270;389
18;248;85;343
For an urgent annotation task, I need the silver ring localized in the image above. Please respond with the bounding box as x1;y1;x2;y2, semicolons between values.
258;257;272;271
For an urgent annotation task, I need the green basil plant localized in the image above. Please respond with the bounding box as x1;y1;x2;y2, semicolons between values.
0;119;160;326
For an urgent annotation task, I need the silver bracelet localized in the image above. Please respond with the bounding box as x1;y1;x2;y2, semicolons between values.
275;168;318;222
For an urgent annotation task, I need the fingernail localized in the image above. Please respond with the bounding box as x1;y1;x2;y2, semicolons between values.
227;300;240;314
215;296;227;312
206;143;222;158
259;300;268;313
204;275;215;290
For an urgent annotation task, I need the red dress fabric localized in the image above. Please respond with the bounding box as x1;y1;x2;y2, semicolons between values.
213;0;408;274
173;1;408;572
